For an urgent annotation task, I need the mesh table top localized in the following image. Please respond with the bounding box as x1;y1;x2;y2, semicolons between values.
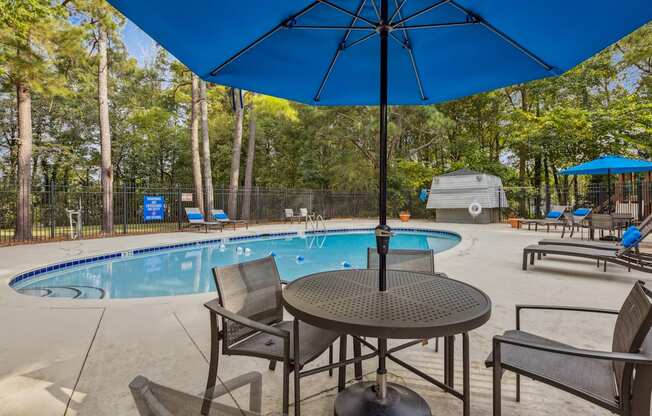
283;269;492;339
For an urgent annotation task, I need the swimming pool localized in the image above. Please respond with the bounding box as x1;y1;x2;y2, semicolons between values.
10;228;460;299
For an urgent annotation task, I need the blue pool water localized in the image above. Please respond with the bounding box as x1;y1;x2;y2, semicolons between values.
13;229;459;299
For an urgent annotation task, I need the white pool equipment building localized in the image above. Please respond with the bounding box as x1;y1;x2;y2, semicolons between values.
426;169;507;224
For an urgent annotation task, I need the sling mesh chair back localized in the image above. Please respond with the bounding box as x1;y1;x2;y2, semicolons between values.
367;248;436;274
612;282;652;399
216;257;284;349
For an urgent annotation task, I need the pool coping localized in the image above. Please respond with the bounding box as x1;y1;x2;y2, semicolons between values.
9;227;461;292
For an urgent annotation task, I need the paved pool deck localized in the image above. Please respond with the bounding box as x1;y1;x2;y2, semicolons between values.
0;219;650;416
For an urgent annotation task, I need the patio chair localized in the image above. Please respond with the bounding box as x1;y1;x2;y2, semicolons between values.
210;209;248;230
539;212;652;252
130;373;262;416
366;248;448;370
284;209;301;223
518;205;568;232
486;281;652;416
202;256;339;416
367;248;437;274
184;207;223;233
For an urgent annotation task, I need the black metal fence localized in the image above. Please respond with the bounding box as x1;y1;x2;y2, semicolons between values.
499;181;652;221
3;181;650;244
0;184;430;244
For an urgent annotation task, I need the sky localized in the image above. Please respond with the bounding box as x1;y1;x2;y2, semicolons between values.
121;21;158;66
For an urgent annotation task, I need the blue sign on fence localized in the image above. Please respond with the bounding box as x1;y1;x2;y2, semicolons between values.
143;196;164;221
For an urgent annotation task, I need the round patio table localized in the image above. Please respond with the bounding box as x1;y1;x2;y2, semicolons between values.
283;269;492;416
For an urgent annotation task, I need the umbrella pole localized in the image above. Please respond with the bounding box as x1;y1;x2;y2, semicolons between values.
374;0;391;401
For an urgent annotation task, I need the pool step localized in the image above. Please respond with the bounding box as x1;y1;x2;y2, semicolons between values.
17;285;105;299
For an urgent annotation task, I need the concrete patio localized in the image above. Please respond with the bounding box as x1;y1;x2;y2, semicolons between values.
0;219;650;416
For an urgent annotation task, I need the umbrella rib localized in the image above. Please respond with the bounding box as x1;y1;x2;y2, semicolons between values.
314;0;370;102
389;0;408;24
317;0;378;27
209;1;321;76
370;0;381;20
448;0;555;73
391;0;427;101
343;31;378;49
399;21;477;30
392;0;450;27
290;25;375;30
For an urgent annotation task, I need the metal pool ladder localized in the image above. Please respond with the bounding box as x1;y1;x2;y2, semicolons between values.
305;213;326;232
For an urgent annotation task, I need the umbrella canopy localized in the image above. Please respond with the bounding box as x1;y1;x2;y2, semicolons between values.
560;155;652;175
108;1;650;106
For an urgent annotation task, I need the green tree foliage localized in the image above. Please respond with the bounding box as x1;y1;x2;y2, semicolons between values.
1;8;650;199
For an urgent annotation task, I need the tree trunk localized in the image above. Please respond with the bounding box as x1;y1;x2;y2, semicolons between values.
241;97;256;220
227;88;244;218
15;80;32;240
533;153;542;217
190;74;204;213
98;25;113;234
199;80;213;213
518;87;528;216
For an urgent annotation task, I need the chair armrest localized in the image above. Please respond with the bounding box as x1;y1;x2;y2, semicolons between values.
204;299;289;339
493;335;652;365
515;304;618;329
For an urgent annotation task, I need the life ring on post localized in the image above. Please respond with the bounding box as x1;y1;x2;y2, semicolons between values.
468;202;482;218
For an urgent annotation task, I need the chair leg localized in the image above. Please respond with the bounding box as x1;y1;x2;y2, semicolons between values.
269;360;277;371
338;335;347;391
435;337;439;353
522;251;528;270
516;374;521;402
462;333;470;416
328;345;333;377
202;312;220;416
493;339;502;416
283;355;290;416
293;319;301;416
353;338;362;380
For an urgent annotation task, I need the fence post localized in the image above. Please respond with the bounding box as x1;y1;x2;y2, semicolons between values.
637;178;643;222
122;184;128;234
497;187;502;223
255;186;260;224
49;181;56;239
177;185;182;231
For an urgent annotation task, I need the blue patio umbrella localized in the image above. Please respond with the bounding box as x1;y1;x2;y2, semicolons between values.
560;155;652;176
561;155;652;212
108;1;651;414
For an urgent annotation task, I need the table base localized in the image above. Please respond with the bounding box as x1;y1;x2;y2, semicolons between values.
334;382;431;416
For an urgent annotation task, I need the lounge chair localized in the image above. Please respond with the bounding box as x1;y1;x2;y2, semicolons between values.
284;208;301;223
210;209;248;230
539;212;652;251
518;205;569;232
523;229;651;273
559;207;593;238
202;256;339;416
486;281;652;416
130;373;262;416
299;208;312;221
184;207;223;233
